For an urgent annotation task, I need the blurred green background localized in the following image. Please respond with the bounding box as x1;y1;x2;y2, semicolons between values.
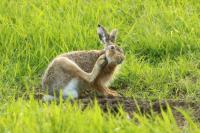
0;0;200;99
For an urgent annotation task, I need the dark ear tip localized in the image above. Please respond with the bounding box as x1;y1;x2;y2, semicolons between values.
98;24;101;27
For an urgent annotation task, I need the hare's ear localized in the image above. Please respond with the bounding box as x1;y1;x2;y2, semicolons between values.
109;29;118;43
97;24;109;44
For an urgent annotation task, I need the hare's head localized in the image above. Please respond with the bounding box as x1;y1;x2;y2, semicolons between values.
97;24;125;65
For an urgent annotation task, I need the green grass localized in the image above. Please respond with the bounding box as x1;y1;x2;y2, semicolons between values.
0;98;199;133
0;0;200;132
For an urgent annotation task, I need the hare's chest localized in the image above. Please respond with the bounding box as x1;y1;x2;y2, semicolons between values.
78;81;97;98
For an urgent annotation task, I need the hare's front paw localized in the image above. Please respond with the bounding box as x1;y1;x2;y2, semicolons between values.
105;88;121;97
109;90;121;97
97;54;107;68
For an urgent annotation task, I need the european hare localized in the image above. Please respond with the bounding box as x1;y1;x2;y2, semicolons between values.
42;24;124;101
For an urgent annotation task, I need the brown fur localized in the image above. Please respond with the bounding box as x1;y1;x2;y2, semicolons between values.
42;25;124;99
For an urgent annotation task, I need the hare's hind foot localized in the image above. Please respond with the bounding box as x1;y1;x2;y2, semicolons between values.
96;54;107;68
87;54;107;83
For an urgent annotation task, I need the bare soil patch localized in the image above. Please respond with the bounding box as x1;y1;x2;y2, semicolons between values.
33;91;200;126
76;96;200;126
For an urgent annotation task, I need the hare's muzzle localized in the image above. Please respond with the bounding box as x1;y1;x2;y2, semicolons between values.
117;56;124;64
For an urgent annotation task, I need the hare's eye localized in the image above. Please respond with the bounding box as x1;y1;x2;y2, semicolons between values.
110;45;115;49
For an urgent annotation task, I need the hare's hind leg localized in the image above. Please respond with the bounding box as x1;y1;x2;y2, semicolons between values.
54;55;107;83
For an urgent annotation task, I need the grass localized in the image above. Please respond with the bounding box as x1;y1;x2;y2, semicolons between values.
0;98;199;133
0;0;200;132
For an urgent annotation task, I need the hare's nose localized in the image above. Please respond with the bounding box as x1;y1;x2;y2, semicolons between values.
117;57;124;64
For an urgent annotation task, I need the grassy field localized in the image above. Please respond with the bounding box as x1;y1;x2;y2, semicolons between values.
0;0;200;132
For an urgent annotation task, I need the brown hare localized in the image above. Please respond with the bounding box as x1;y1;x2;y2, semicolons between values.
42;24;124;101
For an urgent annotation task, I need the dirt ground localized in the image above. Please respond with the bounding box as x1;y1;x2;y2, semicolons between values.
76;96;200;127
33;91;200;127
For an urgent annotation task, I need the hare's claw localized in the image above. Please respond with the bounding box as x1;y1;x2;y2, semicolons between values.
97;54;107;68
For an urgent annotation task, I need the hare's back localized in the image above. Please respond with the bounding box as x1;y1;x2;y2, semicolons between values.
60;50;102;73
